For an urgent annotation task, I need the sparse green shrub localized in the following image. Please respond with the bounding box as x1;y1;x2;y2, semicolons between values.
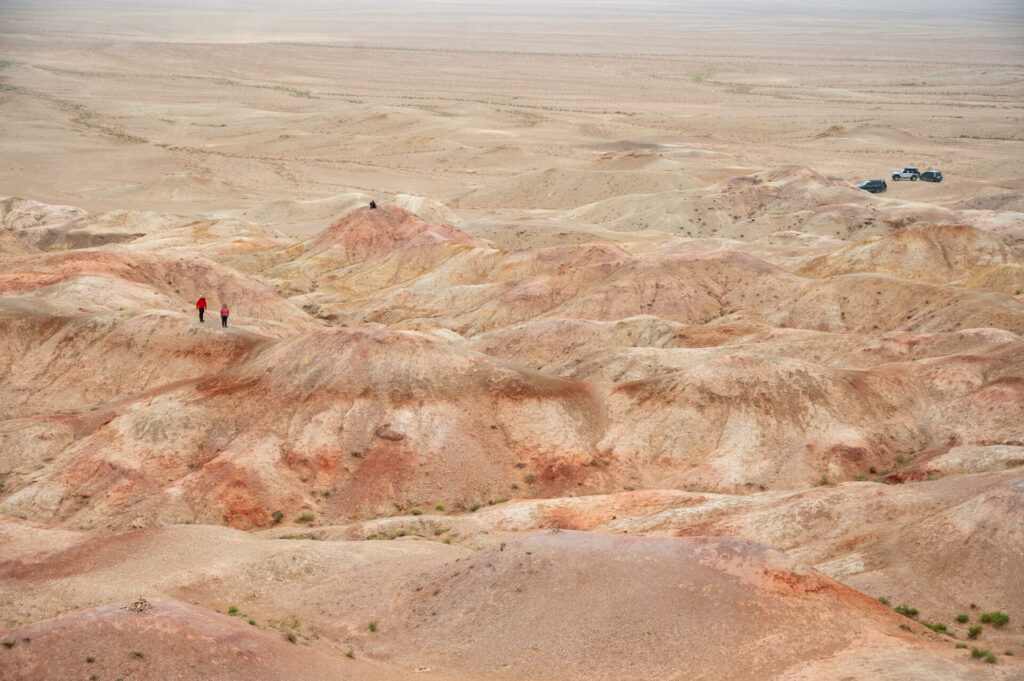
1005;651;1014;656
410;508;422;515
524;474;536;485
956;643;968;649
367;621;378;632
980;611;1009;627
434;504;444;511
924;622;948;634
346;648;355;658
286;632;297;643
443;535;453;544
296;512;315;523
956;614;969;623
248;619;257;626
469;502;481;512
894;604;919;618
131;651;144;659
2;641;14;648
433;527;444;536
855;473;868;481
228;605;239;616
971;647;985;659
899;623;912;631
271;510;284;524
968;626;982;639
878;597;890;606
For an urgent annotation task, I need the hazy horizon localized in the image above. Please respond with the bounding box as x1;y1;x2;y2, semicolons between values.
2;0;1023;57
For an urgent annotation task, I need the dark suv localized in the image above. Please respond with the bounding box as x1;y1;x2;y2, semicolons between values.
857;179;887;194
920;170;943;182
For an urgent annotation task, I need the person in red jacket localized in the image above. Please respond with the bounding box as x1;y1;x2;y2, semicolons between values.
196;295;207;322
220;304;230;328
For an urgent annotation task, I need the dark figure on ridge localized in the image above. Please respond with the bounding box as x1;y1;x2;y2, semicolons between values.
369;200;377;210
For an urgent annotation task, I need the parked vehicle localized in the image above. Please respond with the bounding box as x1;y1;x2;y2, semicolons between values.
920;170;943;182
892;167;920;181
858;179;887;194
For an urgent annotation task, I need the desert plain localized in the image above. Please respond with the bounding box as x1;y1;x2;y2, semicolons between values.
1;1;1024;679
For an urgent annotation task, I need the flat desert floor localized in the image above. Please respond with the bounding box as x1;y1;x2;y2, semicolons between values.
1;2;1023;680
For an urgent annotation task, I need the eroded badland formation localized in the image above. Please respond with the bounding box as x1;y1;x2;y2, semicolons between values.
1;1;1023;679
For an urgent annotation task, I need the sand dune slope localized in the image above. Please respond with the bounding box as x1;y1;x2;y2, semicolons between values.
0;248;319;337
0;523;993;681
0;598;436;681
798;224;1019;283
0;327;606;528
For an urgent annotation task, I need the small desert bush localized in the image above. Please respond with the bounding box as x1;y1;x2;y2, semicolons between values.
956;614;969;623
469;502;481;512
894;604;918;618
228;605;239;616
367;621;378;632
271;510;284;524
923;622;948;634
956;643;968;649
971;648;997;663
346;648;355;658
877;596;890;606
968;626;982;639
980;611;1009;627
434;504;444;511
296;512;315;523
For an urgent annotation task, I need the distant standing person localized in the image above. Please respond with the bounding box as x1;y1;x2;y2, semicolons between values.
220;304;230;328
369;200;377;210
196;295;207;323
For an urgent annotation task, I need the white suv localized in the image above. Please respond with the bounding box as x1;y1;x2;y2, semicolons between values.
891;167;920;181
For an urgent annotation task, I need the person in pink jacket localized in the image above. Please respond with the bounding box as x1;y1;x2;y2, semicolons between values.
220;304;230;328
